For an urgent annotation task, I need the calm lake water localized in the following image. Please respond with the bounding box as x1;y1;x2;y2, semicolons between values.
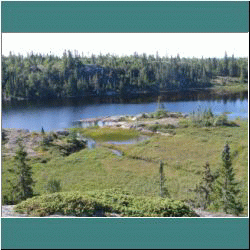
2;91;248;131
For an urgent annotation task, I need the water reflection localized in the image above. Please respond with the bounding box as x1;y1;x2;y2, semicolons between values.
2;90;248;109
2;90;248;131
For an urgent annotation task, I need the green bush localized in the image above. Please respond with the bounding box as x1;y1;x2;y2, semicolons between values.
141;113;149;119
147;124;159;132
54;133;87;156
15;189;198;217
154;109;169;119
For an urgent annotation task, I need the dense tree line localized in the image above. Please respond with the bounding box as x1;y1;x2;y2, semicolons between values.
2;51;248;100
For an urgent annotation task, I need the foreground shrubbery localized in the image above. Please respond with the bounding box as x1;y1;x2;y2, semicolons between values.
2;119;247;215
15;189;198;217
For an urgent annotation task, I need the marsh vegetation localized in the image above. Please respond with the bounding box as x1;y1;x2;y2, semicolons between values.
2;106;248;217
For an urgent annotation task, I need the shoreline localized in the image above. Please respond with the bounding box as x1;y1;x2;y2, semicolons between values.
73;112;186;130
2;111;248;133
2;85;248;102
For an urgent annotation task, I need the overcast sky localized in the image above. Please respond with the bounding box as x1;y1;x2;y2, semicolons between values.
2;33;249;58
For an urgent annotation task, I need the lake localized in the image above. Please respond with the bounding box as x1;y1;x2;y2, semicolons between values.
2;91;248;131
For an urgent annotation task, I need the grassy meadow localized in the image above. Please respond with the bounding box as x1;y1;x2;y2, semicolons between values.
2;114;248;215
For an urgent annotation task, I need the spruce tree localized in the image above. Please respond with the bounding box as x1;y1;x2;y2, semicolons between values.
195;162;217;209
12;139;34;203
159;161;164;197
212;144;243;215
201;162;214;205
159;161;170;198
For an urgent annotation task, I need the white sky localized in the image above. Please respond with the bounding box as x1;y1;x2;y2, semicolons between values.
2;33;249;58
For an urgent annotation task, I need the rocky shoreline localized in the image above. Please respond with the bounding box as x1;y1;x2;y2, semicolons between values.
1;205;121;218
2;205;238;218
2;111;187;157
73;111;187;131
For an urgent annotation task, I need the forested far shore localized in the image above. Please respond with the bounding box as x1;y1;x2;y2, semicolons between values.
2;51;248;100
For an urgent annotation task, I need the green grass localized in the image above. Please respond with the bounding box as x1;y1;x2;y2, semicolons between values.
213;83;248;94
211;76;248;94
14;189;197;217
145;124;176;134
112;119;248;212
2;120;248;215
71;127;141;141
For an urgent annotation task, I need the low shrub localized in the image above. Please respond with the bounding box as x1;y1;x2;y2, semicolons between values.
153;109;169;119
141;113;149;119
41;135;53;146
147;124;159;132
118;116;127;121
15;192;107;217
15;189;198;217
57;141;86;156
190;107;214;127
51;133;87;156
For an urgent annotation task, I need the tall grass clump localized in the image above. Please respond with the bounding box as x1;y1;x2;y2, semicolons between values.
190;106;214;127
187;106;238;128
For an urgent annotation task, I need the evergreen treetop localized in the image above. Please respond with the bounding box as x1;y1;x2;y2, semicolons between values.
13;139;34;203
